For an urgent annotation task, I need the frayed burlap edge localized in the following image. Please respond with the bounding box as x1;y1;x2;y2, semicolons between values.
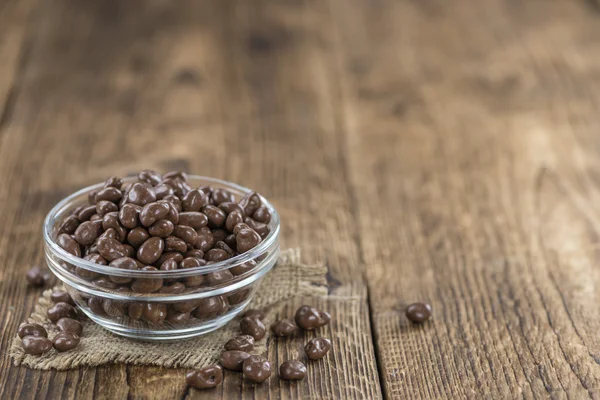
10;248;328;370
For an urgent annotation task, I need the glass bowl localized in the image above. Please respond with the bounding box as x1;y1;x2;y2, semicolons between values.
44;176;280;341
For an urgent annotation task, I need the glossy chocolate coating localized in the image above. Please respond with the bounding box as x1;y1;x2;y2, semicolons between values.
186;365;223;389
56;317;83;336
18;323;47;339
50;291;75;306
240;316;266;340
47;302;77;323
52;332;80;352
406;302;432;323
279;360;306;380
242;355;271;383
271;319;297;337
294;305;331;330
220;350;251;371
22;336;53;356
305;337;332;360
224;335;255;352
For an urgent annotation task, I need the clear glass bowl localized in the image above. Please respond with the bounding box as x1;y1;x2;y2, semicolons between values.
44;176;280;341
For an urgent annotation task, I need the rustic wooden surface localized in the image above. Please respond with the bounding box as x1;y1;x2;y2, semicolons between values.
2;0;600;398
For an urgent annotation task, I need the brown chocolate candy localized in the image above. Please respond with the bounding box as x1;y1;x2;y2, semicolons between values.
127;227;150;247
156;252;184;267
161;193;180;210
224;335;255;352
119;203;142;229
50;291;75;306
18;323;47;339
96;237;130;261
178;212;208;229
235;227;261;253
57;233;82;257
102;212;128;242
230;261;256;276
127;183;157;206
166;310;191;324
220;350;251;371
173;299;201;313
211;229;228;243
22;336;53;356
242;355;271;383
279;360;306;380
224;234;237;250
172;225;198;245
88;297;106;316
406;302;432;323
47;302;77;323
159;282;186;294
227;288;251;305
58;215;81;235
218;202;244;215
271;319;297;337
252;206;271;224
195;227;214;252
131;266;163;293
203;205;226;229
92;276;118;289
241;309;264;320
108;257;138;284
163;170;188;181
103;176;123;189
52;332;80;352
243;217;270;239
164;236;187;253
163;177;191;198
136;237;165;264
294;305;331;330
205;270;233;286
211;188;235;205
96;186;123;203
305;337;331;360
225;211;244;232
138;170;162;186
56;317;83;336
193;296;228;319
143;303;167;324
204;248;230;262
148;219;174;238
139;202;170;227
182;190;208;212
26;266;51;287
73;220;102;246
239;192;262;216
159;258;178;272
180;257;205;287
128;303;144;320
96;200;119;217
78;205;97;222
186;364;223;389
240;316;266;340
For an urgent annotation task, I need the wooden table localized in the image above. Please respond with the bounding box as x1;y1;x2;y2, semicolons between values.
2;0;600;398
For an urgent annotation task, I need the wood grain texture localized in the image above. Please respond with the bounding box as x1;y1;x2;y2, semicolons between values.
0;0;380;399
4;0;600;398
330;0;600;398
0;0;37;128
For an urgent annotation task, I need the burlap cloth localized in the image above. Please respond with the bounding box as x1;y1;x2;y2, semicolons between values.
10;249;328;370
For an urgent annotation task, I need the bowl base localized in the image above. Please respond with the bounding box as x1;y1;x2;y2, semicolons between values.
82;299;250;341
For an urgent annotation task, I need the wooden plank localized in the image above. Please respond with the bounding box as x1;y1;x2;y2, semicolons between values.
329;0;600;398
0;0;37;128
0;0;381;398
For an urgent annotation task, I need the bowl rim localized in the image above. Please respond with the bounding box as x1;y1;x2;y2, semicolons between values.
43;175;280;278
